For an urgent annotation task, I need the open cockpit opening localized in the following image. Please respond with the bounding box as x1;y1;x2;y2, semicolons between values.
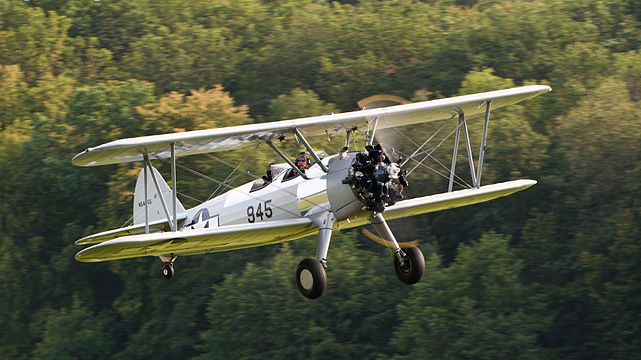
250;163;289;192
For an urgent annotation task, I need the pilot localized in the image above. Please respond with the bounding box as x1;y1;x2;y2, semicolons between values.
294;152;310;172
263;163;275;182
264;163;283;183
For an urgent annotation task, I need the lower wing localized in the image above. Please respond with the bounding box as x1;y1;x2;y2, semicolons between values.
338;179;537;229
75;218;315;262
384;179;537;221
76;180;535;262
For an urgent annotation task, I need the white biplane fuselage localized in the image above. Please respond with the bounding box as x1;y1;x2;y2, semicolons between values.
184;161;330;233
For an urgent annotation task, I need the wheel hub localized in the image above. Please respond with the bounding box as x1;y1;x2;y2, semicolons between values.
299;269;314;290
399;256;412;274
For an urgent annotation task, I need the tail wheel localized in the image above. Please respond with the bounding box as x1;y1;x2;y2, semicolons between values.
162;264;174;279
296;258;327;299
394;246;425;285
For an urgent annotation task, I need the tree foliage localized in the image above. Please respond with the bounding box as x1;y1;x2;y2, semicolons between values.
393;233;550;360
0;0;640;358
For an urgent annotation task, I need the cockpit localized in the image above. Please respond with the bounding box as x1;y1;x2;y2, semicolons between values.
250;163;289;192
249;151;327;192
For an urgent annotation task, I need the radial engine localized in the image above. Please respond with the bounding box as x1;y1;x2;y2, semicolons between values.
327;144;408;219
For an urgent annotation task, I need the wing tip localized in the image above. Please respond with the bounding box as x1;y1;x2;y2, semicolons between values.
74;236;98;246
520;179;538;188
507;179;537;191
74;249;101;262
71;150;93;167
520;84;551;95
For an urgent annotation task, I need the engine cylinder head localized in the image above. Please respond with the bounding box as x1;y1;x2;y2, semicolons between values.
327;145;407;217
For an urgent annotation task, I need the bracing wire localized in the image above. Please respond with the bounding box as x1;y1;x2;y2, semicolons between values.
400;122;447;168
120;215;134;228
207;158;247;201
393;119;474;189
392;148;469;189
178;191;204;204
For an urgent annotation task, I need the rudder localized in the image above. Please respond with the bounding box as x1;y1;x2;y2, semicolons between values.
133;166;186;225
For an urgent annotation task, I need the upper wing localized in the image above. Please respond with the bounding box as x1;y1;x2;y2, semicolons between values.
73;85;550;166
383;179;537;221
75;218;315;262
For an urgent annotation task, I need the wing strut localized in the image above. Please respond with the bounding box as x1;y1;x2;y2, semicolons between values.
266;140;309;179
461;113;478;187
448;100;492;191
171;143;178;232
476;101;491;187
294;128;328;173
143;156;149;234
344;129;352;149
366;116;380;146
143;150;177;231
448;114;462;192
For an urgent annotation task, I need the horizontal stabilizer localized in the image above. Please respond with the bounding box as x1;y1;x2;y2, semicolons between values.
75;218;314;262
74;216;186;245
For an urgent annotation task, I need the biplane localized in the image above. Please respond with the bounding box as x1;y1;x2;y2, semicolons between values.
73;85;550;299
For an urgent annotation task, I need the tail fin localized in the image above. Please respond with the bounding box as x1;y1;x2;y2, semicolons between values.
133;166;186;225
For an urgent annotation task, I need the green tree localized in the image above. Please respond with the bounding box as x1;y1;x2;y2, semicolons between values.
0;64;28;130
199;232;410;359
32;296;120;360
64;0;149;60
264;88;338;122
0;5;79;84
392;232;551;359
555;77;641;230
123;24;235;94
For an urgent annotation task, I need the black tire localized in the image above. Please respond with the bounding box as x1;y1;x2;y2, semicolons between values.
394;247;425;285
162;264;174;279
296;258;327;299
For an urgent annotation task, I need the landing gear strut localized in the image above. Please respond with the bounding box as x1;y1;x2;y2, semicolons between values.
296;211;334;299
371;212;425;285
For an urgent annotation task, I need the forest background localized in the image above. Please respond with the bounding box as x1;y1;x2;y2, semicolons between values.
1;0;640;359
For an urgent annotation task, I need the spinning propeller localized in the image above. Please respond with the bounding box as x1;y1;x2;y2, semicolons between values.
357;94;411;163
361;228;419;249
355;94;421;247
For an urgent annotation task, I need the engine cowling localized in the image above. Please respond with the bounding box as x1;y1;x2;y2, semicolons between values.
327;146;407;220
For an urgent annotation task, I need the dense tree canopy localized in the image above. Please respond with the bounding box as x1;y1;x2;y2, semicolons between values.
1;0;640;358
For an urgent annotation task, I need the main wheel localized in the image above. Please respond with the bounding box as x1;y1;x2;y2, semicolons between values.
296;258;327;299
162;264;174;279
394;247;425;285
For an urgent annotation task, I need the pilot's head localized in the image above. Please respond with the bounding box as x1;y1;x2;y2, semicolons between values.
267;163;278;179
295;152;310;170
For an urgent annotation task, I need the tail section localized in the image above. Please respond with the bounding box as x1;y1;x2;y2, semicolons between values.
133;166;186;225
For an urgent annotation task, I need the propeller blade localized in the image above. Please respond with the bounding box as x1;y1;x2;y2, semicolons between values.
357;94;411;163
361;228;419;249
